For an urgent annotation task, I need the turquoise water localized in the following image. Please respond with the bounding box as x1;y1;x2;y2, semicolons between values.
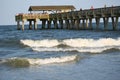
0;24;120;80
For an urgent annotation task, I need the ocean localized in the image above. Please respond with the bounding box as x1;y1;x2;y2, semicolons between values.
0;23;120;80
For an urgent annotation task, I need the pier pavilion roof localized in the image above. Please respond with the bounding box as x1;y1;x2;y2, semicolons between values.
28;5;75;11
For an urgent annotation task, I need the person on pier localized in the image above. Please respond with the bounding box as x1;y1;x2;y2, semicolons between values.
90;6;94;10
80;8;82;11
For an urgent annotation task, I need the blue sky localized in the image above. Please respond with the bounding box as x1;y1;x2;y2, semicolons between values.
0;0;120;25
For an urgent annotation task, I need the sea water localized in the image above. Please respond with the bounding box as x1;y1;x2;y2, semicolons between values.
0;24;120;80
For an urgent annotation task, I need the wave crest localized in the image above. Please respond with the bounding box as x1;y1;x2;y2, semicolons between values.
20;38;120;53
63;38;120;48
20;39;60;48
1;55;78;67
28;55;78;65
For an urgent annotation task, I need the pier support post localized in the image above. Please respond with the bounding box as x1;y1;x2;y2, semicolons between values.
65;20;70;29
96;18;100;30
22;20;24;31
47;20;51;29
86;19;89;29
29;20;32;30
112;17;115;30
42;20;46;29
17;21;21;30
103;17;109;30
82;19;85;29
53;20;58;29
89;18;93;29
75;19;80;29
112;17;119;30
79;20;81;29
70;19;75;29
59;20;63;29
34;19;37;30
115;17;119;30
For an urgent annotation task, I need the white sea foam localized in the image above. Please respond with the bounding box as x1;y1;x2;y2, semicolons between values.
21;38;120;53
27;55;78;65
2;55;78;67
63;38;120;48
20;39;60;47
32;47;119;53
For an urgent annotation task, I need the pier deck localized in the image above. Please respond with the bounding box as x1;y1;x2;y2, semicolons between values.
15;6;120;30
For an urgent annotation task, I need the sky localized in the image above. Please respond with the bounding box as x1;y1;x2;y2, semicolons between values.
0;0;120;25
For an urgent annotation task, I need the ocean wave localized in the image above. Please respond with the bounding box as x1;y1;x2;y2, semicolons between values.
1;55;78;67
20;38;120;53
20;39;60;48
63;38;120;48
32;47;120;53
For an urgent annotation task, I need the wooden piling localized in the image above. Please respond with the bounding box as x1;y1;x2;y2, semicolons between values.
75;19;80;29
103;17;109;30
22;20;24;31
70;19;75;29
115;17;119;30
34;19;37;30
42;20;46;29
82;19;85;29
89;18;93;29
59;20;63;29
79;20;81;29
112;17;115;30
86;19;88;29
96;18;100;30
65;20;70;29
53;20;58;29
29;20;32;30
17;21;21;30
112;17;119;30
47;20;51;29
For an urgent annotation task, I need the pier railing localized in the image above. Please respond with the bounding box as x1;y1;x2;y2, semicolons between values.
15;13;49;21
49;6;120;20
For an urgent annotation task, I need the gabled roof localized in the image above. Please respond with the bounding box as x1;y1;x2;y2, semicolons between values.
28;5;76;11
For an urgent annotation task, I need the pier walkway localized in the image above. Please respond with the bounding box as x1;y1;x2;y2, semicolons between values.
15;5;120;30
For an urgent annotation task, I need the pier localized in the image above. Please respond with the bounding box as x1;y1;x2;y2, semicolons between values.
15;5;120;30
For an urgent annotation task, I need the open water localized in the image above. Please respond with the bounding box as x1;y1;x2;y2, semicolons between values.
0;24;120;80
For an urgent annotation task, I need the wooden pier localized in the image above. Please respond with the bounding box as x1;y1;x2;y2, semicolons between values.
15;5;120;30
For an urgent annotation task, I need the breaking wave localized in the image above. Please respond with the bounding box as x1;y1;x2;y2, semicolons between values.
20;38;120;53
20;39;60;48
0;55;78;67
